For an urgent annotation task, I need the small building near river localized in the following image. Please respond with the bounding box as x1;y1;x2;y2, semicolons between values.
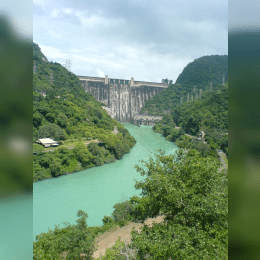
36;138;59;148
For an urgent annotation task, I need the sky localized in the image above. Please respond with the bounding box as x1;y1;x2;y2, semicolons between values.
33;0;228;83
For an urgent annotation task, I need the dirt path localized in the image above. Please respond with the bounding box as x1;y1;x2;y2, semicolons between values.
93;216;164;259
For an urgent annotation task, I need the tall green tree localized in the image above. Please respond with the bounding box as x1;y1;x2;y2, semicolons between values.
130;150;227;259
33;210;95;260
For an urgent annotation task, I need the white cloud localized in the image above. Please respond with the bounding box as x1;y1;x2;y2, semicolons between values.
39;45;66;59
33;0;227;82
33;0;45;6
96;68;105;77
62;8;73;15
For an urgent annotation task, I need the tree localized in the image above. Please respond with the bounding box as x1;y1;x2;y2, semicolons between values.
73;142;93;168
101;238;136;260
88;142;105;166
38;123;67;140
84;131;92;139
56;113;68;128
45;112;56;123
130;150;227;259
50;158;63;177
33;210;95;260
33;111;43;128
112;200;135;226
37;104;50;116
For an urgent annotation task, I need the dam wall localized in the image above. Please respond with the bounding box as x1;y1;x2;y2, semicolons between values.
78;76;168;123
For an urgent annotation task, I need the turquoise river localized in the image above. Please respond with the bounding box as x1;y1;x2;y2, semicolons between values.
33;124;178;240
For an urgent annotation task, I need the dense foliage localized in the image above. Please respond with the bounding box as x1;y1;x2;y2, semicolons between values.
152;84;228;157
98;150;228;259
140;55;227;116
131;151;226;258
172;85;228;135
33;200;138;259
33;43;136;181
34;210;96;260
129;150;227;259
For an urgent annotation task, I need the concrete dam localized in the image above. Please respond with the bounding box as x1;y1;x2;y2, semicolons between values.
78;75;168;124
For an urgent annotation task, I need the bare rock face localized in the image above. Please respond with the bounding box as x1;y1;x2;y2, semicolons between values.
78;76;168;123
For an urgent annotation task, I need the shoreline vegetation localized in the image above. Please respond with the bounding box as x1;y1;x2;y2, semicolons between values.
33;44;227;259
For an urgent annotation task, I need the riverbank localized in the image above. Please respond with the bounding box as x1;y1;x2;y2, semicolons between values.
33;125;136;182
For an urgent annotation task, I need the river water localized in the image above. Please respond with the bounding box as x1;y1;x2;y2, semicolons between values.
33;124;178;240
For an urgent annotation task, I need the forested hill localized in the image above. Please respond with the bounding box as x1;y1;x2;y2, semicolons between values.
140;55;228;116
175;55;228;86
33;43;136;181
153;83;228;157
33;43;88;99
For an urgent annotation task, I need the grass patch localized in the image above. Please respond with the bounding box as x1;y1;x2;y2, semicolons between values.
221;152;228;168
63;138;94;146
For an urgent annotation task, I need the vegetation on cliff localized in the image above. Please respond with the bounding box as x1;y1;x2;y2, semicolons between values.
33;43;136;181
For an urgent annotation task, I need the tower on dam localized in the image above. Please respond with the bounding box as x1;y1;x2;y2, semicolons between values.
78;75;168;123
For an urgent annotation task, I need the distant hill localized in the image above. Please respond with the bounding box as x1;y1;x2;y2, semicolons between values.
140;55;228;116
175;55;228;86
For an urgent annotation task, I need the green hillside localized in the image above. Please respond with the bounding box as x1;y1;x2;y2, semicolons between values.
175;55;228;86
140;55;227;116
153;83;228;157
33;43;136;182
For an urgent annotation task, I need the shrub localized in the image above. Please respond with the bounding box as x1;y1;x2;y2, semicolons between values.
38;123;67;141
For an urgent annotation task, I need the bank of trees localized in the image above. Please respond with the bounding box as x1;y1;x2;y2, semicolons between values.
34;132;136;181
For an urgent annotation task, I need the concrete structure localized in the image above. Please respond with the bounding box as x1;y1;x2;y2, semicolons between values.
132;115;163;126
36;138;59;148
78;76;168;123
